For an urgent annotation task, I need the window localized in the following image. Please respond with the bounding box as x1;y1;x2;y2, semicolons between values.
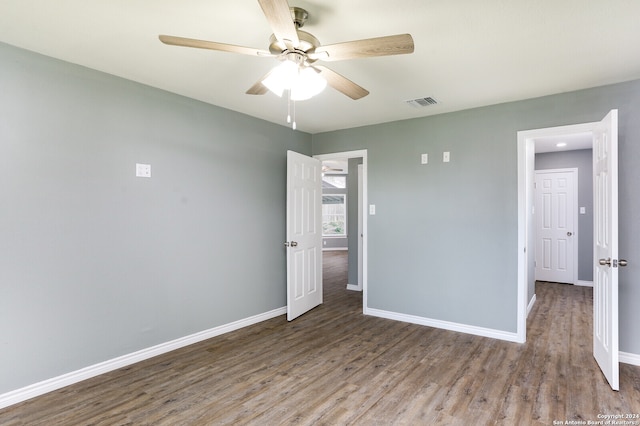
322;194;346;236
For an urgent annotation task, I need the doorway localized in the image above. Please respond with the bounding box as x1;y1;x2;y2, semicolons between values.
517;110;620;390
517;122;598;341
314;150;368;313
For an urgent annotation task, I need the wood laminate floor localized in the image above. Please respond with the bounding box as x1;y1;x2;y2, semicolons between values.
1;252;639;425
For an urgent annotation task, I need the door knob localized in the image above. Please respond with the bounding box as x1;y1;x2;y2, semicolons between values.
567;232;573;236
619;259;628;267
290;241;298;247
599;258;611;266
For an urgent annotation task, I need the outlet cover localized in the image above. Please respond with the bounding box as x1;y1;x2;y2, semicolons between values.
136;163;151;178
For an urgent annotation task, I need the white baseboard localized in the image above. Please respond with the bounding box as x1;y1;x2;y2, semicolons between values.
0;306;286;410
575;280;593;287
365;308;521;343
620;351;640;366
346;283;362;291
527;294;537;317
322;247;348;251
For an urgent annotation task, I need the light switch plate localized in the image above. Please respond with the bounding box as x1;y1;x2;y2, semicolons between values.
136;163;151;178
369;204;376;215
443;152;450;162
421;153;428;164
580;207;586;214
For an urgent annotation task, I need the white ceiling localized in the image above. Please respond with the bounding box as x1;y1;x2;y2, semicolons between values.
2;1;640;134
534;132;593;154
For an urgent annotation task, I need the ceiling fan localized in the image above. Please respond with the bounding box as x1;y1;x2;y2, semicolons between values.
159;0;414;101
322;165;344;173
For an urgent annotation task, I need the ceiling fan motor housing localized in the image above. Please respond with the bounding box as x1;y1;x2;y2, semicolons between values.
268;30;320;60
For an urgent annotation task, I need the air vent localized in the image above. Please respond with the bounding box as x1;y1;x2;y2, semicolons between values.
406;97;438;108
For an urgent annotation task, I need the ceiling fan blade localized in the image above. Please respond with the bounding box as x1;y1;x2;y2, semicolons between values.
314;66;369;100
246;76;270;95
159;35;272;57
257;0;300;48
313;34;414;62
246;67;284;95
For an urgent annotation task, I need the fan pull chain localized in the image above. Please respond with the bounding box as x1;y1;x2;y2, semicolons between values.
286;90;297;130
292;99;297;130
287;90;292;125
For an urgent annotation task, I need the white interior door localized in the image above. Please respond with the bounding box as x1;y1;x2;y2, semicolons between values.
593;110;619;390
286;150;322;321
534;169;576;284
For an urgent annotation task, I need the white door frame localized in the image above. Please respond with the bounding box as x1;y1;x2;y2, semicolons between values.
357;164;364;290
534;168;579;285
314;150;368;312
517;121;598;343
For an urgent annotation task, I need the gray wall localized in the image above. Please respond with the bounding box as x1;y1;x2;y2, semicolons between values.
0;42;311;394
322;237;347;249
535;149;593;281
312;80;640;355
